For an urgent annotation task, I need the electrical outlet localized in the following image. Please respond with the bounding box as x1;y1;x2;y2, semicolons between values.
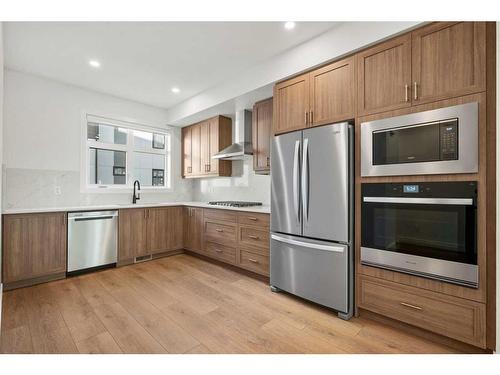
54;186;62;196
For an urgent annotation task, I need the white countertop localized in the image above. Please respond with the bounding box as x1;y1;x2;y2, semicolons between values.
2;201;271;215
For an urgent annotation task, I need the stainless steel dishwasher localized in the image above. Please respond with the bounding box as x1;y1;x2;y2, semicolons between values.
67;210;118;274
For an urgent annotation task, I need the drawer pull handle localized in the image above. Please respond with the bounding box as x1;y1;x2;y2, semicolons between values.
248;258;259;264
400;302;422;311
215;228;223;232
248;235;259;240
215;249;223;253
247;217;258;221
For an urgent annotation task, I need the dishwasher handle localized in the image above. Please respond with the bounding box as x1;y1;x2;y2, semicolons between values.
73;215;116;222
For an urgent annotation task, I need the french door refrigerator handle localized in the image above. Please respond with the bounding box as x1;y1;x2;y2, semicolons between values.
293;140;301;222
301;138;309;221
271;234;345;253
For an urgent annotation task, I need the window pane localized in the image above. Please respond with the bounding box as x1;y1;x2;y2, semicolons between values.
133;130;153;151
87;122;127;145
133;152;165;187
88;148;126;185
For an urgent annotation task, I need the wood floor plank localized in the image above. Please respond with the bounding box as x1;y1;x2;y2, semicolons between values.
0;325;33;354
1;254;465;354
95;270;200;354
76;332;123;354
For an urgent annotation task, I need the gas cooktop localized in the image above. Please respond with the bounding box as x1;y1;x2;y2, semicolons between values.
207;201;263;207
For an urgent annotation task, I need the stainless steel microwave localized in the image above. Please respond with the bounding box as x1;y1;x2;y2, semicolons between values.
361;102;478;177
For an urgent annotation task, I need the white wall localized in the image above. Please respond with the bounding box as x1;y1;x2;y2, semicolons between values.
2;70;193;209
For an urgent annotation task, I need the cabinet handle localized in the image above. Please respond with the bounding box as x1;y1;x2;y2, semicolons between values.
215;228;223;232
266;157;270;167
310;111;313;124
248;235;259;240
246;216;258;221
215;249;223;253
400;302;422;311
248;258;259;264
304;111;308;125
144;210;147;219
413;82;418;100
405;84;409;102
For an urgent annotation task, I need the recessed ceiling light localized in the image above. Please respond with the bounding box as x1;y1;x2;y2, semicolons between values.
89;60;101;68
284;21;296;30
171;87;180;94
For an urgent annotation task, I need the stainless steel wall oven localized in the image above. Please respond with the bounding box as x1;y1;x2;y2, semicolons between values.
361;181;478;288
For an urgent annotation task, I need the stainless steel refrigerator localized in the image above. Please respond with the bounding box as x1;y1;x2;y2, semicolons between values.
270;121;353;319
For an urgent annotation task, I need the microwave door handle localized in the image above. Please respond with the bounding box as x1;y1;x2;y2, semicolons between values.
301;138;309;221
363;197;473;205
293;140;301;223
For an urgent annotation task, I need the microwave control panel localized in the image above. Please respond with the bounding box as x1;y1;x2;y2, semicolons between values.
439;119;458;160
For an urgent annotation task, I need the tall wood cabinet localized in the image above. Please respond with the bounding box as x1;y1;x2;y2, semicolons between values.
252;98;273;174
118;206;183;263
357;22;486;116
182;115;232;178
273;56;356;135
2;212;67;289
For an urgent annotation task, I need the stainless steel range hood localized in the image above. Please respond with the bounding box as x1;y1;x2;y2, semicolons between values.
212;109;252;160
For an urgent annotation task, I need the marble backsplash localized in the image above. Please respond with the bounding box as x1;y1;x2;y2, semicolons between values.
2;167;194;210
192;158;271;205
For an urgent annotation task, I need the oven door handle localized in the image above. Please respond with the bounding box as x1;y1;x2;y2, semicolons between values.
362;197;473;205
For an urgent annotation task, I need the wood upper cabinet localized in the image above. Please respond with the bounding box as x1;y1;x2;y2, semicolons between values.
309;56;356;127
182;116;232;178
2;212;67;284
147;207;184;254
182;126;193;176
273;73;310;134
119;206;183;261
357;34;412;115
183;207;203;252
118;208;148;260
252;98;272;173
411;22;486;105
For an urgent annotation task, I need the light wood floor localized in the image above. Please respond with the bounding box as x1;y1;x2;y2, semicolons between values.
0;254;462;354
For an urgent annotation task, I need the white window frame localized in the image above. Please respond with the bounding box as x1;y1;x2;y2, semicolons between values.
80;112;172;193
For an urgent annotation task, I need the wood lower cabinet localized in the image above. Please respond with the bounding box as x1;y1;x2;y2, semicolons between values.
184;208;270;276
252;98;272;174
357;34;412;115
411;22;486;105
118;206;183;262
183;207;203;253
358;275;486;348
2;212;67;288
182;115;232;178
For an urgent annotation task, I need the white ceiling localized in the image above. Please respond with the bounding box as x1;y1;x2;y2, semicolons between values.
4;22;337;109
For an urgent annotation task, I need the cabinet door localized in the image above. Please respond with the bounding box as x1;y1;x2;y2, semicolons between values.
273;73;310;134
208;118;220;175
3;213;66;283
182;126;192;177
199;121;210;175
357;34;412;115
252;98;272;173
191;123;202;176
183;207;203;252
147;207;184;254
118;208;147;259
310;56;356;126
412;22;486;104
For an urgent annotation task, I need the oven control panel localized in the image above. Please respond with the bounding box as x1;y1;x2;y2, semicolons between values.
362;181;477;200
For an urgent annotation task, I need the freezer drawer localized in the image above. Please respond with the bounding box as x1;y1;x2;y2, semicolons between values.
270;233;348;313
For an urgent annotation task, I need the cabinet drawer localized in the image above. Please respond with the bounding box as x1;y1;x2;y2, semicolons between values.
239;226;269;250
239;249;269;276
204;208;237;223
204;220;237;245
237;212;270;228
205;241;236;264
358;275;486;348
